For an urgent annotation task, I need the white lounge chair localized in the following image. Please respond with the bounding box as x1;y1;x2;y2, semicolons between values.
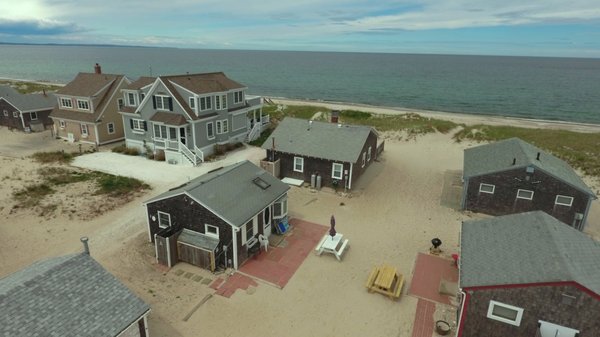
258;234;269;252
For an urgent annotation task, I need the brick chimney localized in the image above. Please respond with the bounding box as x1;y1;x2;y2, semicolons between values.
94;63;102;74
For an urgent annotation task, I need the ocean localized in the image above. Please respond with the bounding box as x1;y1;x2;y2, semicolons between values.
1;44;599;124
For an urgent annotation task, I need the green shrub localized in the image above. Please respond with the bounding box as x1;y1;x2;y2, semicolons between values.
95;174;150;196
31;151;74;164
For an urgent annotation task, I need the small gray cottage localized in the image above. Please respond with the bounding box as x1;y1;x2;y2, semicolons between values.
144;160;289;271
457;211;600;337
119;72;267;166
462;138;596;230
261;117;380;190
0;252;150;337
0;85;55;131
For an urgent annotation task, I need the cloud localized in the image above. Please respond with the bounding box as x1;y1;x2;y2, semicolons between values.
0;19;86;36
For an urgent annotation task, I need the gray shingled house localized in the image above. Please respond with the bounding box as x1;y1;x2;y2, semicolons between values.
0;85;55;131
144;160;289;271
261;117;380;190
462;138;596;230
457;211;600;337
0;252;150;337
119;72;267;166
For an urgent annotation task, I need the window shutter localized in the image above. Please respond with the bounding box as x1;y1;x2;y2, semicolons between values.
152;96;156;109
143;121;148;131
130;119;134;129
168;97;173;111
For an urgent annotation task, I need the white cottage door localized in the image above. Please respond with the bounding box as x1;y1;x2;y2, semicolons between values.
263;206;272;238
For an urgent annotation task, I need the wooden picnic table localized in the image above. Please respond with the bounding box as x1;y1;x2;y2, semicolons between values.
365;265;404;300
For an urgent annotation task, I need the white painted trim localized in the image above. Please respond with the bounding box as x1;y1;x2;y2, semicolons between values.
19;110;26;130
555;194;574;206
232;226;239;269
145;206;152;242
348;163;353;190
154;234;159;263
331;163;343;180
293;156;304;173
107;122;115;134
198;95;213;112
157;78;195;121
479;183;495;194
205;224;219;239
157;211;171;228
143;314;150;337
516;189;534;200
97;76;127;119
94;124;100;145
115;310;151;337
166;233;172;267
486;300;524;326
30;111;38;120
206;121;215;140
77;98;90;111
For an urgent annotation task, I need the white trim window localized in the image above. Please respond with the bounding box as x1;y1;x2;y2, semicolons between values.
487;300;524;326
77;99;90;110
59;120;65;129
245;222;254;243
216;119;229;134
555;195;574;207
80;123;88;137
189;97;196;110
13;111;18;118
233;91;243;104
206;122;215;139
158;211;171;229
215;94;227;110
516;189;534;200
60;97;72;108
205;224;219;238
132;119;145;132
107;122;115;134
30;111;38;120
155;95;170;111
479;183;495;194
2;109;7;116
126;92;137;106
367;147;372;161
294;157;304;173
332;163;344;180
273;196;288;219
200;96;212;111
362;152;366;167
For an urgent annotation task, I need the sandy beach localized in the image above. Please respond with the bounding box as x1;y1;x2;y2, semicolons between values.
0;102;599;337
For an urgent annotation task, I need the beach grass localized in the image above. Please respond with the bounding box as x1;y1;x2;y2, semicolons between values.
12;184;54;208
0;80;62;94
31;151;75;164
95;174;150;196
454;125;600;177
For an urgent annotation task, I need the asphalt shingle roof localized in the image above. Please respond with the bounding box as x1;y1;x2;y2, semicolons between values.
150;111;188;125
0;253;150;337
163;72;245;94
0;85;56;111
261;117;376;163
145;160;289;227
463;137;595;197
125;76;156;90
460;211;600;294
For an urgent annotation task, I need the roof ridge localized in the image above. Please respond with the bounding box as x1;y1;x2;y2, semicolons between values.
160;72;225;79
188;160;248;191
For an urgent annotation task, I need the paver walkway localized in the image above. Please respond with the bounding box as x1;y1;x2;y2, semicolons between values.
411;299;436;337
408;253;458;305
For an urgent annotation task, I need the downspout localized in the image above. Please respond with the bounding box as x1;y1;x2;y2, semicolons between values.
19;111;26;130
232;226;239;270
580;196;594;231
348;163;353;190
94;123;100;147
455;290;469;337
461;177;469;210
145;206;152;242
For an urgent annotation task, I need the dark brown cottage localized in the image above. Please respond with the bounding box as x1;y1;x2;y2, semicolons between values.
457;211;600;337
260;117;381;190
143;160;289;271
461;138;596;230
0;85;55;131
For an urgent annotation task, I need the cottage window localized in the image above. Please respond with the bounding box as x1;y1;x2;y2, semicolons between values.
263;206;271;224
206;122;215;139
59;120;65;129
117;98;124;110
158;211;171;229
13;111;18;118
555;195;574;207
294;157;304;173
132;119;146;132
332;163;344;180
233;91;243;104
487;300;523;326
80;124;88;137
205;224;219;238
30;112;38;120
246;222;254;241
215;94;227;110
367;147;372;161
362;152;366;167
127;92;136;106
107;122;115;134
60;97;72;108
188;97;196;110
479;183;495;194
2;109;7;116
216;119;228;134
155;95;171;111
77;99;90;110
273;196;288;218
516;189;534;200
200;96;212;111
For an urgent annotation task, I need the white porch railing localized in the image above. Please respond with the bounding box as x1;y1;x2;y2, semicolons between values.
165;139;179;151
261;115;270;125
194;146;204;163
246;123;261;142
179;141;197;166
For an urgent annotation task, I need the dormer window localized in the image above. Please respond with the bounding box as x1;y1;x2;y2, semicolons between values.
233;91;243;104
199;96;212;111
77;99;89;110
189;97;196;110
60;98;73;108
215;95;227;110
153;95;172;111
127;92;137;106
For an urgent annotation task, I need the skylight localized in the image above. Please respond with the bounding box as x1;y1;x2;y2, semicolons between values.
253;177;271;190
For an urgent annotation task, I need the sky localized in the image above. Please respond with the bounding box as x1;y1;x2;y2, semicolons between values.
1;0;600;57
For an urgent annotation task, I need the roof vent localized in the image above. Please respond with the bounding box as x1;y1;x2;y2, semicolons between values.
81;237;90;255
253;176;271;190
536;152;540;161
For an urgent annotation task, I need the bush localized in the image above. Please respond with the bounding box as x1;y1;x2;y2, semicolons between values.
124;148;140;156
112;145;126;153
155;150;165;161
31;151;74;164
95;174;150;196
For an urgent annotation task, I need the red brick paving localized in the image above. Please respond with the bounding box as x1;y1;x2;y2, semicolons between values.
209;277;225;290
411;299;436;337
408;253;458;305
213;273;258;298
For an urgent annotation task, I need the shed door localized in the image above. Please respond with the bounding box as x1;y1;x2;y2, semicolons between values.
177;242;215;271
155;234;170;266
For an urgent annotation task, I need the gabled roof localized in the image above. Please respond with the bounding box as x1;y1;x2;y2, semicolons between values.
261;117;377;163
0;253;150;337
125;76;156;90
150;111;188;126
145;160;289;227
460;211;600;294
50;73;126;123
0;85;56;111
162;72;245;95
463;137;595;197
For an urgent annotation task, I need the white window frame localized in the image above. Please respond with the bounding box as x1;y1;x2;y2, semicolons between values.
204;224;219;238
155;95;170;111
362;152;366;167
107;122;115;134
294;157;304;173
60;97;72;108
80;123;88;137
132;119;145;132
216;119;229;134
215;94;227;110
126;92;136;106
332;163;344;180
367;147;372;161
157;211;171;229
245;222;254;242
516;189;534;200
199;96;212;111
30;111;38;120
233;91;243;104
555;195;574;207
13;111;18;118
2;109;7;116
486;300;524;326
273;196;288;219
189;96;196;111
479;183;495;194
77;99;90;110
206;122;215;140
59;120;65;129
